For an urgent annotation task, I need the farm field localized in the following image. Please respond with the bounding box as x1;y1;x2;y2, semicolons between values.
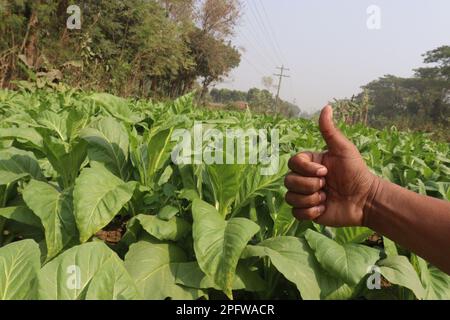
0;89;449;300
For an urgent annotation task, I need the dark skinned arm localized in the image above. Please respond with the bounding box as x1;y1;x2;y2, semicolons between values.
285;105;450;274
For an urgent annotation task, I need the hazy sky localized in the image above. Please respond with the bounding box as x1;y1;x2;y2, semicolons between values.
217;0;450;113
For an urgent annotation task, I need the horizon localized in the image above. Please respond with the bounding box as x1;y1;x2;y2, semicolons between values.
216;0;450;113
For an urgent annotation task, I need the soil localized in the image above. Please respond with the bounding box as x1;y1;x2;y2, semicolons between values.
95;217;127;244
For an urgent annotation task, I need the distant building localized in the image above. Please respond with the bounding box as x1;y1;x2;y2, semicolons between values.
207;102;224;110
206;101;249;111
231;101;249;110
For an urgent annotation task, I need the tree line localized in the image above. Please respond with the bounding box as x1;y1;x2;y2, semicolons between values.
0;0;241;99
208;87;300;118
332;46;450;141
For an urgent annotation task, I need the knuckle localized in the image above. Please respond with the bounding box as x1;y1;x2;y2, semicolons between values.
284;192;289;202
310;178;322;191
284;175;294;188
304;208;318;220
298;152;311;160
316;192;323;204
288;156;299;170
315;180;322;191
285;192;295;205
293;208;316;221
306;194;320;207
292;208;303;219
302;179;316;192
289;153;308;171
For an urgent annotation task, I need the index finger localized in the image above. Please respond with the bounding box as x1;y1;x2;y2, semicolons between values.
288;152;328;177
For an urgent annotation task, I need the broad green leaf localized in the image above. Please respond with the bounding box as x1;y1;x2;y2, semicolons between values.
0;206;42;228
133;214;191;242
84;255;140;300
192;199;259;299
23;180;78;260
383;237;398;256
234;154;289;214
0;239;41;300
206;163;243;217
124;241;203;300
80;117;130;179
43;137;87;188
175;262;266;292
158;205;179;221
146;128;175;177
0;127;44;149
414;255;450;300
131;128;174;187
333;227;374;244
158;165;173;186
242;236;353;300
74;165;137;242
305;230;381;286
37;111;68;141
272;201;296;237
377;256;425;300
242;237;321;300
91;93;141;123
66;108;89;141
118;217;143;250
0;147;44;184
37;242;135;300
177;165;202;201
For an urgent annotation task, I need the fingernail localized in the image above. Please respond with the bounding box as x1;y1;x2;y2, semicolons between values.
316;167;328;176
317;205;326;214
319;192;327;202
319;178;326;188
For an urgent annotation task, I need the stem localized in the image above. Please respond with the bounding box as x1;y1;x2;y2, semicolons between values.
0;218;5;245
129;202;136;217
267;272;281;299
261;260;281;299
1;183;10;207
249;199;264;242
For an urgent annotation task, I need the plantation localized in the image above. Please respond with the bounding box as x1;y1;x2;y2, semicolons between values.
0;88;449;300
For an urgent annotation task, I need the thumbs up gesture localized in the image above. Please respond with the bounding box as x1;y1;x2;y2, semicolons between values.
285;105;378;227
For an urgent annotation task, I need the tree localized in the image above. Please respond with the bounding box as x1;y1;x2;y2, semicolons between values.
0;0;242;100
197;0;241;39
191;0;242;102
262;76;276;92
191;30;241;101
359;46;450;137
419;45;450;80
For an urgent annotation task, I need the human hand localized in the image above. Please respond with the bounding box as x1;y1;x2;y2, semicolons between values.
284;105;379;227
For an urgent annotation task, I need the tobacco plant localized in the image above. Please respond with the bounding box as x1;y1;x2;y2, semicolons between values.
0;88;449;300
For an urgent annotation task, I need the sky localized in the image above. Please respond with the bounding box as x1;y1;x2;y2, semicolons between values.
216;0;450;113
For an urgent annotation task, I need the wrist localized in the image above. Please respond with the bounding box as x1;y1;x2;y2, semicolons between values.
362;175;383;228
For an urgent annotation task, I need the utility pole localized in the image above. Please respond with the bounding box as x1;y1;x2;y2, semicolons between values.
273;65;290;113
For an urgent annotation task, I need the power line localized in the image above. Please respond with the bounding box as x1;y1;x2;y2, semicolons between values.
244;1;280;66
250;0;284;64
257;0;288;64
241;54;267;78
242;17;279;66
239;31;277;71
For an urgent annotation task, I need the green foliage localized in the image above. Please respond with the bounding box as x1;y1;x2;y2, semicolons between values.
361;46;450;141
37;241;140;300
0;88;449;300
209;87;300;117
0;1;241;99
0;240;40;300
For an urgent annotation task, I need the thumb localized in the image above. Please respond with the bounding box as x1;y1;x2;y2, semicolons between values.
319;105;354;152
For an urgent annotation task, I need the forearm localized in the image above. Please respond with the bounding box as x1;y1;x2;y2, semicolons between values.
364;176;450;274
